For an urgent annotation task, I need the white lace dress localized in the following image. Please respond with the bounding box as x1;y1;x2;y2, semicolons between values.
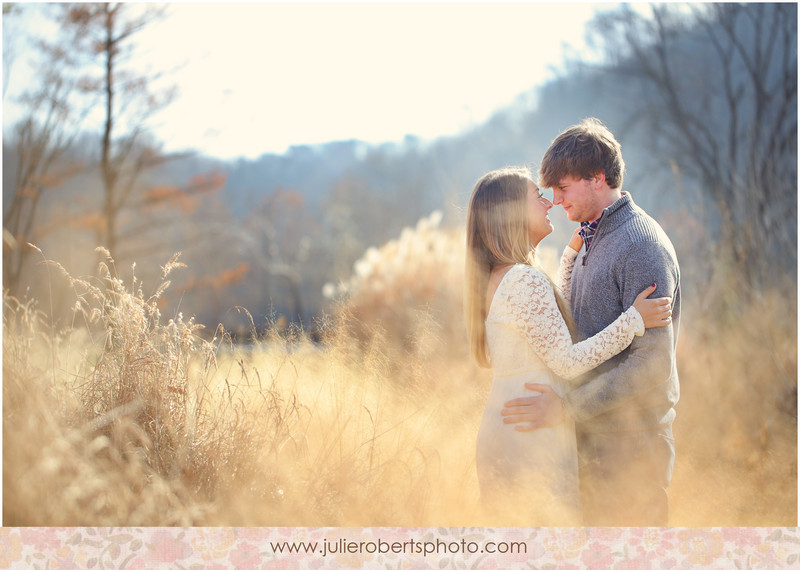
476;249;644;525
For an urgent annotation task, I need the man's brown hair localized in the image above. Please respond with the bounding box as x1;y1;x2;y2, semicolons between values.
539;117;625;190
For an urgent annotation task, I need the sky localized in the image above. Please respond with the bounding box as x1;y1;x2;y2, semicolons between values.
3;2;615;161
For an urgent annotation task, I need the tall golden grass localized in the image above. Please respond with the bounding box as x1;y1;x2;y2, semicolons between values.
3;215;796;526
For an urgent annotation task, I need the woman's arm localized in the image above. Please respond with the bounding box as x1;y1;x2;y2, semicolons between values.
555;228;582;303
504;266;668;380
556;246;578;303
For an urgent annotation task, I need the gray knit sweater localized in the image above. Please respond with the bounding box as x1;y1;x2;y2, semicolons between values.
564;192;681;434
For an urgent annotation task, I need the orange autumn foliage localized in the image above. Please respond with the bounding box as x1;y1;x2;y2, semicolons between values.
143;171;226;214
180;263;251;293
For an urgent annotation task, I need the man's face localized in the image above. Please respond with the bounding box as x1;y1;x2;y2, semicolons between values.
552;175;603;223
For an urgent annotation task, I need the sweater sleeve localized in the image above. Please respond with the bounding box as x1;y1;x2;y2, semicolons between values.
563;241;680;421
502;265;644;380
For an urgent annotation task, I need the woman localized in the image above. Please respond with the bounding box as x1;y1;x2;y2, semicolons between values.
464;166;671;524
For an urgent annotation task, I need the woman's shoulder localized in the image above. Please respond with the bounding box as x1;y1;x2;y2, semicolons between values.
509;262;546;278
493;264;557;320
488;264;542;316
502;263;550;291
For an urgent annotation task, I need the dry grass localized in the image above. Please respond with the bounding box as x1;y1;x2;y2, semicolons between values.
670;288;797;526
3;219;796;526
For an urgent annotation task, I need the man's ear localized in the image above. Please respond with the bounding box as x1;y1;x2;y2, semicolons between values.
592;171;606;189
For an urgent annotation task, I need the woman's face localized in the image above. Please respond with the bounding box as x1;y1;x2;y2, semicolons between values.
526;180;554;246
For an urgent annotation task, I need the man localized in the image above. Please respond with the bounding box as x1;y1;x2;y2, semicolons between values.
502;118;681;526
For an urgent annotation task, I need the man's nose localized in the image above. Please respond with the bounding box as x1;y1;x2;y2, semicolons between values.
552;191;563;205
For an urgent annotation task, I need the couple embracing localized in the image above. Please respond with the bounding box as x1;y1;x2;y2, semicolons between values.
465;118;681;526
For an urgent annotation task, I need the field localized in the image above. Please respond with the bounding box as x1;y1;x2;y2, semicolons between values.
3;218;796;526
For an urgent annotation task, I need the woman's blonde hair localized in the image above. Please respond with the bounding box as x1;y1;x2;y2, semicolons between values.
464;166;573;368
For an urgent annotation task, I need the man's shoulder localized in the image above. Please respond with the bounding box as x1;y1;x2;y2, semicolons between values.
600;202;680;272
621;204;675;249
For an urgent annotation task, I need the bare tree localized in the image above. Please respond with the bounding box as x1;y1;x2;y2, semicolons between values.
56;3;190;264
3;8;88;295
587;3;796;291
41;3;226;275
4;3;226;305
241;189;314;326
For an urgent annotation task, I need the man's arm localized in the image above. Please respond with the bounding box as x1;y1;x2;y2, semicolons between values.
502;383;567;431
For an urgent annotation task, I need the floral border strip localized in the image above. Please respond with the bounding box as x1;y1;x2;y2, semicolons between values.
2;527;799;569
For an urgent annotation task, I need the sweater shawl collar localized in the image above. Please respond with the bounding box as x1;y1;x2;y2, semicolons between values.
595;192;636;237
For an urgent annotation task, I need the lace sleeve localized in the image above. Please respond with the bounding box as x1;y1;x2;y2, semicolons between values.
556;246;578;304
503;265;645;381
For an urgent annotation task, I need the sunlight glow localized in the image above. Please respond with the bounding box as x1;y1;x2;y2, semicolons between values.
4;3;610;160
